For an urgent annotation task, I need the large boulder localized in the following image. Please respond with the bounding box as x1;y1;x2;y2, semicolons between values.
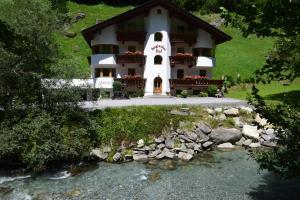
165;137;175;149
137;139;145;148
239;106;253;114
209;128;242;145
249;142;261;148
217;143;235;149
202;141;213;149
163;148;175;159
195;121;212;134
133;154;148;162
90;149;108;160
178;152;193;161
149;149;162;158
224;108;239;116
242;125;260;140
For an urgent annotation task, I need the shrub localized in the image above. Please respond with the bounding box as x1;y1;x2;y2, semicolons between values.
100;91;110;99
113;81;122;92
181;90;188;98
199;92;208;97
207;85;218;97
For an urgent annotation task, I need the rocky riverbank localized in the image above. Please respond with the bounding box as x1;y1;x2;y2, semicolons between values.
91;106;278;163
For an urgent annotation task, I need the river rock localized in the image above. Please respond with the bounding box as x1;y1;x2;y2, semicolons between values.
262;141;277;148
209;128;242;144
242;125;260;140
90;149;108;160
113;152;122;162
239;106;253;113
184;132;198;141
217;143;235;149
206;108;215;115
249;142;261;148
255;114;268;127
155;137;165;144
243;139;252;147
266;128;275;135
156;152;165;159
235;137;246;146
178;152;193;161
202;141;213;149
214;107;223;113
217;113;227;121
137;139;145;148
163;148;175;159
149;149;161;158
133;154;148;162
233;117;243;128
157;143;166;149
165;137;175;148
186;143;196;149
261;134;272;141
179;134;193;143
194;144;202;152
224;108;239;116
195;121;212;134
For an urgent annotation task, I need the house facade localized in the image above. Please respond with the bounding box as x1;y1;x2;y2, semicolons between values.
82;0;231;96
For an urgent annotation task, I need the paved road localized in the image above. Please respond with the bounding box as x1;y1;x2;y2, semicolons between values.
80;97;247;110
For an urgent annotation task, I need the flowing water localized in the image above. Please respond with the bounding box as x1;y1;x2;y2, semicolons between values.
0;150;299;200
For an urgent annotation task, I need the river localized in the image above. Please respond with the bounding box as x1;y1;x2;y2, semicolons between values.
0;150;299;200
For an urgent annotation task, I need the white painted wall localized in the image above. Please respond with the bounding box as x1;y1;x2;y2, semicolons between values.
194;29;215;48
91;25;118;45
196;56;215;67
91;54;117;66
143;6;171;96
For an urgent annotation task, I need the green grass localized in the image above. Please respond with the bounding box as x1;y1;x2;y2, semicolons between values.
226;79;300;106
56;2;275;79
214;26;274;80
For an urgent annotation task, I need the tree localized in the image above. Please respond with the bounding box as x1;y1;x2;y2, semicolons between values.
221;0;300;177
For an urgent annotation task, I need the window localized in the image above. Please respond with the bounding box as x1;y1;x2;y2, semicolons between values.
201;48;212;57
92;45;100;54
177;25;185;33
128;68;136;76
157;9;162;14
199;70;207;77
177;47;185;54
127;23;136;31
128;46;136;52
113;45;119;54
154;55;163;65
193;48;200;57
154;32;163;41
177;69;184;79
101;45;112;54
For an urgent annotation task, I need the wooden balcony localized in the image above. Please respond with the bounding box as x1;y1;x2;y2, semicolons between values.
169;78;224;92
170;33;198;45
116;53;146;65
115;77;146;92
170;54;197;67
116;31;146;44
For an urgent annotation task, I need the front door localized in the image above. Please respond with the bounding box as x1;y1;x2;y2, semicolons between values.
153;77;162;94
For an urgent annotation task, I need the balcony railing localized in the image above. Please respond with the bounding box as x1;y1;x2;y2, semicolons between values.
115;77;146;91
170;33;198;45
116;53;146;65
169;79;224;90
116;31;146;43
170;54;197;67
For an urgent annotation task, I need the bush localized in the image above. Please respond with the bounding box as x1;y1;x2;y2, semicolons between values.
181;90;188;98
113;81;122;92
100;91;110;99
207;85;218;97
199;92;208;97
0;108;99;172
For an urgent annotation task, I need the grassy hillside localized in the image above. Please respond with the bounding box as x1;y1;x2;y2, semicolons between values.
57;2;274;79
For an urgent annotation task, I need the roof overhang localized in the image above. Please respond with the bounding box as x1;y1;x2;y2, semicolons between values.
81;0;232;47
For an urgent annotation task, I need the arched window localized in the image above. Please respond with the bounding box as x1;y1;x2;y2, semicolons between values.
154;55;163;65
154;32;163;41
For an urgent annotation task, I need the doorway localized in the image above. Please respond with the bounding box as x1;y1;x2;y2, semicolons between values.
153;77;162;94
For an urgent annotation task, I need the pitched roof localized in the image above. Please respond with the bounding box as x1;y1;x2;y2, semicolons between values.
81;0;231;47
